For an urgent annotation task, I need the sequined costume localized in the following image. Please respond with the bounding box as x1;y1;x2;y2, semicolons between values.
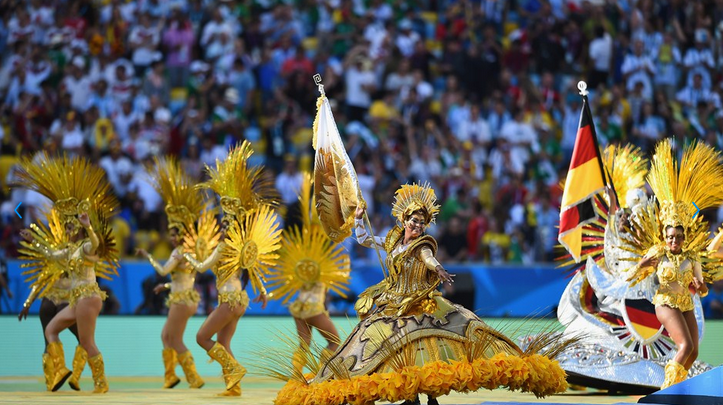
275;184;571;405
15;153;119;394
185;142;281;397
623;140;723;389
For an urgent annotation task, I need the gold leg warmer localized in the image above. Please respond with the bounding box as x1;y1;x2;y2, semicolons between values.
661;361;687;389
46;342;71;392
177;350;205;389
207;342;246;391
68;345;87;391
88;353;109;393
162;348;181;389
42;353;54;391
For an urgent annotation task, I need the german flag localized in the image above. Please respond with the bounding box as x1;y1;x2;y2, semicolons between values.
558;95;606;262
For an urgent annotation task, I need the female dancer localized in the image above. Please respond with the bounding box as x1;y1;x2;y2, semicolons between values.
18;213;86;391
266;175;350;374
184;142;281;396
15;154;119;394
136;157;204;389
626;140;720;389
275;183;572;405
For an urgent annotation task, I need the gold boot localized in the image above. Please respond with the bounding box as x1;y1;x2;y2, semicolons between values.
177;350;204;389
661;361;686;389
216;365;241;397
68;345;87;391
207;342;245;390
46;341;71;392
162;348;181;388
42;353;54;391
88;353;109;393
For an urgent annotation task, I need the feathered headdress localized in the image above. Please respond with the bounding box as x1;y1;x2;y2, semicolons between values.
150;156;204;233
14;153;118;229
391;183;440;225
14;154;119;283
199;141;277;222
648;139;723;229
266;173;350;304
602;144;648;210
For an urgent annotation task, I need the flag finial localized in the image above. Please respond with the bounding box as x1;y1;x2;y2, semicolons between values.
313;73;325;96
577;81;588;96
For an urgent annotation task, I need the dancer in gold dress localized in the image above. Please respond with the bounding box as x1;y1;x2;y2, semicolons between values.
15;154;119;394
625;140;723;389
184;142;282;396
136;157;204;389
266;174;350;374
275;183;571;405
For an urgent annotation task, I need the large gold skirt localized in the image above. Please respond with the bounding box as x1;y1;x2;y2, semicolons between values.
276;295;569;405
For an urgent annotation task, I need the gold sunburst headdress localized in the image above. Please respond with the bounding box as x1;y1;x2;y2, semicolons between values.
199;141;277;222
266;173;351;304
391;183;440;225
150;156;204;233
14;154;120;285
14;153;118;229
217;204;282;293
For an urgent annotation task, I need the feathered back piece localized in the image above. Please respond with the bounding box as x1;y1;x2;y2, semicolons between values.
391;183;440;224
151;156;204;233
266;174;351;304
648;139;723;229
14;152;118;227
18;209;67;298
218;204;282;293
603;144;648;209
199;141;277;222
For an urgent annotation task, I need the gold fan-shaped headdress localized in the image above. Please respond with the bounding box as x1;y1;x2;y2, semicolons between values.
217;204;282;293
14;153;118;229
199;141;277;222
266;174;350;304
391;183;440;224
151;156;205;233
648;139;723;230
602;144;648;209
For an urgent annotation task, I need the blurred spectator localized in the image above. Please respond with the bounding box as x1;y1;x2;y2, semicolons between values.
702;280;723;319
438;216;468;263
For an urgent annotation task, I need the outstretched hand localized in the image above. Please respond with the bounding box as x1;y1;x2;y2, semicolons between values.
19;229;33;242
153;283;167;295
18;306;29;321
253;292;269;310
135;248;149;259
435;266;455;285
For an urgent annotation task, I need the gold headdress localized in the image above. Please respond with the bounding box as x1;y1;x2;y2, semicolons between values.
14;153;118;230
602;144;648;210
266;173;351;304
199;141;277;222
150;157;204;233
391;183;440;225
15;154;119;283
217;204;282;293
648;139;723;230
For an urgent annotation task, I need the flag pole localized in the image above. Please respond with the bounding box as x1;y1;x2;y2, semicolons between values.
578;81;619;206
312;74;388;278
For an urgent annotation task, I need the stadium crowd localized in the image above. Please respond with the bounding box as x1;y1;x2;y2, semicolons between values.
2;0;723;272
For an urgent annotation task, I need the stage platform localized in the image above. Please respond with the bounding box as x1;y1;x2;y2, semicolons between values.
0;375;643;405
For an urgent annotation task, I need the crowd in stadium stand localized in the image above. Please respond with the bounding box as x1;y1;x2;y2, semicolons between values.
2;0;723;270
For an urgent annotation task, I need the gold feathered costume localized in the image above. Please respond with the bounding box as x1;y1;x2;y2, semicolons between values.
273;183;573;405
